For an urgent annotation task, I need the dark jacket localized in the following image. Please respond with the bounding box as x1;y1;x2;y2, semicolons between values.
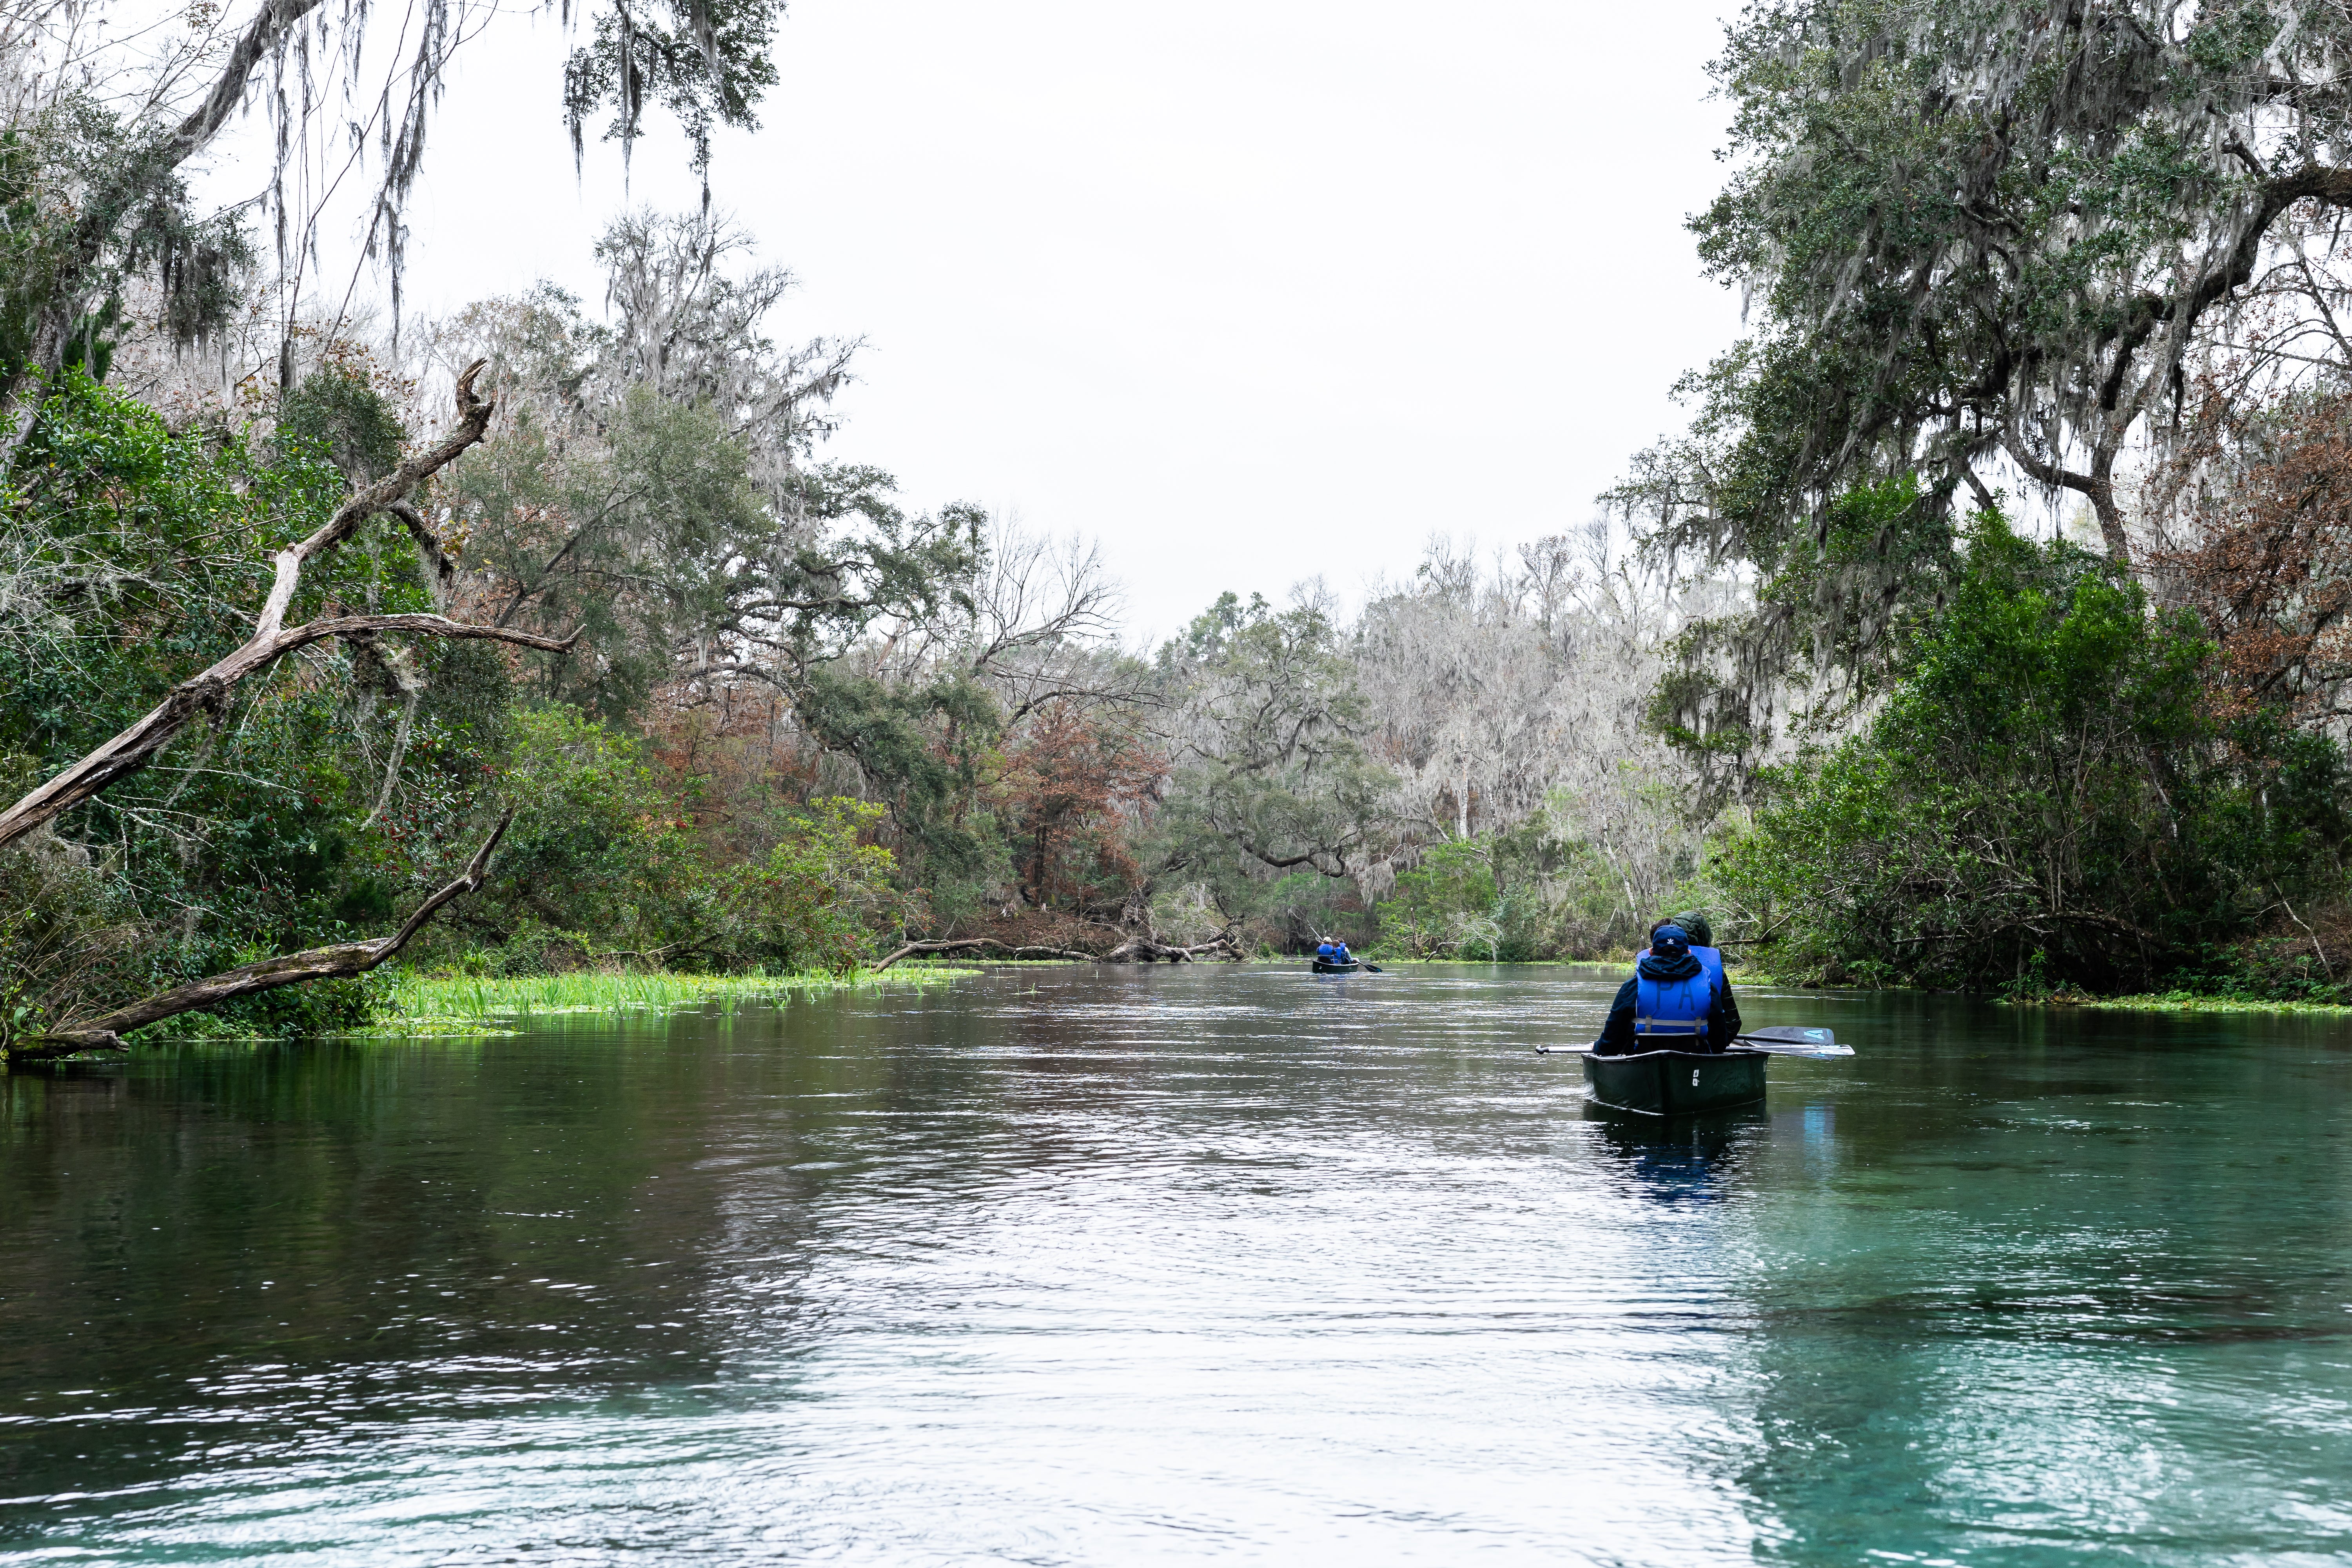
1593;950;1743;1054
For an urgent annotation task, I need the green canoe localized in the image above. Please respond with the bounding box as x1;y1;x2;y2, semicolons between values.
1581;1048;1769;1116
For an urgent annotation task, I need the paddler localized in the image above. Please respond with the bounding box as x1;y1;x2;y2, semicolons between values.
1593;921;1742;1055
1643;910;1726;994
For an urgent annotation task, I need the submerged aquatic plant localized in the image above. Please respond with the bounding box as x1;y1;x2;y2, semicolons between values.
367;965;973;1033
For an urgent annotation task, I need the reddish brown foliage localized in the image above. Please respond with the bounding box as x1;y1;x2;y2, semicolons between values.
993;702;1163;913
2149;386;2352;721
640;685;829;862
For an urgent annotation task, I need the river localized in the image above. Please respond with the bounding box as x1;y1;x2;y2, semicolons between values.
2;965;2349;1565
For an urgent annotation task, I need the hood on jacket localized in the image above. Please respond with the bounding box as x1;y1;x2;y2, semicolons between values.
1637;948;1705;982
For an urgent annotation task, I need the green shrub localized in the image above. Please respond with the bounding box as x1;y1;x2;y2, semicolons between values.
1377;840;1501;958
1715;514;2349;991
742;798;906;972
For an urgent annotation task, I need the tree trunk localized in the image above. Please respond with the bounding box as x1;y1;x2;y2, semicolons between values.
13;813;513;1058
2002;426;2131;567
870;930;1243;972
0;362;573;854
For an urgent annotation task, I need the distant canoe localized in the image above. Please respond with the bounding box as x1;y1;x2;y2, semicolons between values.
1581;1048;1768;1115
1310;958;1361;973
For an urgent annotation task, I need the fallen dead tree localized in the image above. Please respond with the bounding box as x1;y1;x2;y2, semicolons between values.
871;929;1245;972
16;815;514;1057
1;364;575;1058
0;360;574;853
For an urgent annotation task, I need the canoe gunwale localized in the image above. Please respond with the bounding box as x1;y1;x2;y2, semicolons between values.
1580;1047;1771;1062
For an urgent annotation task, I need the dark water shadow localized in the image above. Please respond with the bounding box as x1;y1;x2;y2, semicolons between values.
1586;1102;1768;1204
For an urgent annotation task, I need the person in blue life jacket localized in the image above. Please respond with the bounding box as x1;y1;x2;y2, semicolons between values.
1640;910;1726;995
1332;940;1353;965
1316;941;1336;962
1594;922;1742;1055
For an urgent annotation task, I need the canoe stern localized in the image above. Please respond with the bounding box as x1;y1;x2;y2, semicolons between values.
1581;1048;1768;1115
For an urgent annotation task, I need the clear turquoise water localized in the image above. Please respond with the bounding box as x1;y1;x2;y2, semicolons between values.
3;965;2350;1564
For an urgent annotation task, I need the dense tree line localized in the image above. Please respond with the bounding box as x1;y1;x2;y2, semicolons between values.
17;0;2352;1056
0;185;1720;1053
1616;0;2352;998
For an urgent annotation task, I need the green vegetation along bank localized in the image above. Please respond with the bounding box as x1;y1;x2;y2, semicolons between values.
18;0;2352;1052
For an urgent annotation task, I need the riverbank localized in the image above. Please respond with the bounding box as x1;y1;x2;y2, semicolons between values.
1325;958;2352;1013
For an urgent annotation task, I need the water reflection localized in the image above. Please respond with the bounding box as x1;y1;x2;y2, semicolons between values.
1589;1103;1768;1204
2;969;2351;1564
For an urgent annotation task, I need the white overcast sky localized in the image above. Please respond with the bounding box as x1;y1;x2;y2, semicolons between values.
197;0;1746;644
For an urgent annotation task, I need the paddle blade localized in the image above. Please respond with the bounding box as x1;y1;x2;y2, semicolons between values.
1744;1025;1837;1047
1735;1025;1854;1058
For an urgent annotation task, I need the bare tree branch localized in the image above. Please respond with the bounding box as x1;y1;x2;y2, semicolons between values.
870;937;1103;970
16;811;513;1056
0;362;575;853
164;0;334;162
254;361;497;639
0;611;572;852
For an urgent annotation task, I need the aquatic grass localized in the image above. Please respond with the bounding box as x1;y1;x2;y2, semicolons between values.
2030;989;2352;1016
364;965;975;1035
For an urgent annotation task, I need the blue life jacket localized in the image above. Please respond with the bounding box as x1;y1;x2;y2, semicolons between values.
1634;969;1713;1045
1316;943;1334;960
1642;944;1728;993
1333;944;1351;963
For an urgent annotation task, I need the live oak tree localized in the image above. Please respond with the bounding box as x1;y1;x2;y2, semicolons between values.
1148;591;1395;895
1622;0;2352;748
440;212;965;720
0;0;799;460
